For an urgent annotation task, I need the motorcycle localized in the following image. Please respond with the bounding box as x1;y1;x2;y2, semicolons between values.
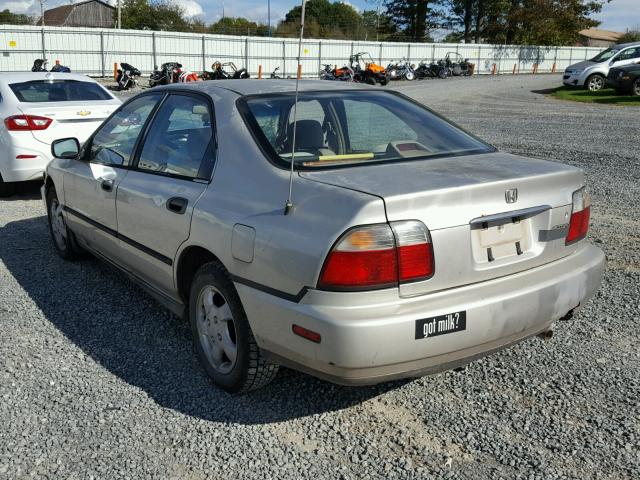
270;67;281;79
202;62;250;80
149;62;182;87
444;52;474;76
386;58;415;81
116;62;141;90
319;64;353;81
349;52;388;85
31;58;71;73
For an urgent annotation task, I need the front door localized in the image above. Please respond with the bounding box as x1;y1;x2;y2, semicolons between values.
63;93;164;260
115;92;215;296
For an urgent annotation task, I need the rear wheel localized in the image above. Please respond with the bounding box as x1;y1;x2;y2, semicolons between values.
586;74;605;92
0;174;16;197
633;79;640;97
46;186;82;260
190;262;279;393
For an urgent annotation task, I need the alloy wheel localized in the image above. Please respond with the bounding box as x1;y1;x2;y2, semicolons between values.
588;75;604;91
633;80;640;97
49;198;67;251
196;286;238;375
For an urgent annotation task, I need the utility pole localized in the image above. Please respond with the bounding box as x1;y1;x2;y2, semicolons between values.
268;0;271;37
40;0;45;27
117;0;121;29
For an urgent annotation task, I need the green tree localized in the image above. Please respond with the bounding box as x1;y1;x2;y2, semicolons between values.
121;0;189;31
276;0;374;39
209;17;269;36
445;0;609;45
0;9;33;25
619;30;640;43
384;0;445;42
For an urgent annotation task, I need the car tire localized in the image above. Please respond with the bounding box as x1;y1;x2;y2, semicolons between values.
586;74;605;92
633;79;640;97
0;174;16;197
46;186;83;260
189;261;279;393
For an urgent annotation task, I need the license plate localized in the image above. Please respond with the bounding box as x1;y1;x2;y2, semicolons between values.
415;311;466;340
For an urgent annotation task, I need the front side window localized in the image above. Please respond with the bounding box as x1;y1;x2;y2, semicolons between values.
87;94;162;166
590;48;618;63
136;94;213;179
9;80;113;103
242;90;492;169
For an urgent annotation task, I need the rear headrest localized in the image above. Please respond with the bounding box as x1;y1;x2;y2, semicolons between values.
287;119;324;150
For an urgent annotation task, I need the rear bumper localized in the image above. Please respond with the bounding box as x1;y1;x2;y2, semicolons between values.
0;135;51;183
237;244;605;385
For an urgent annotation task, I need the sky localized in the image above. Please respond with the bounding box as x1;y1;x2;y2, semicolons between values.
4;0;639;33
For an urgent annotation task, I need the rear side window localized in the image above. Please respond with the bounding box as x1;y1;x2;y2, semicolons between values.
137;94;213;180
9;80;112;102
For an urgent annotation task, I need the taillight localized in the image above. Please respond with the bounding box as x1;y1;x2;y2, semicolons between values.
391;220;435;283
4;115;53;131
566;187;590;245
318;225;397;290
318;221;434;291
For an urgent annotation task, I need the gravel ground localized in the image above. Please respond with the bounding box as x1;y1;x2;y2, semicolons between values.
1;75;639;480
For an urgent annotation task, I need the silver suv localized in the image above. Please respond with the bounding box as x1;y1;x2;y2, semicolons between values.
564;42;640;91
42;81;605;392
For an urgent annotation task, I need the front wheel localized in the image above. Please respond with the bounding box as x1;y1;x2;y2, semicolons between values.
405;71;415;81
633;79;640;97
190;262;279;393
46;186;82;260
586;74;605;92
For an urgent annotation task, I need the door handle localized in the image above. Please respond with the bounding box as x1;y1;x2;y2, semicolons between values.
166;196;188;214
100;178;114;192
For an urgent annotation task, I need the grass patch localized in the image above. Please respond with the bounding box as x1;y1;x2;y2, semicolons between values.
550;86;640;105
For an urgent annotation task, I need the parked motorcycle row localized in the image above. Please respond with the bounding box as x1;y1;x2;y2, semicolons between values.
113;60;253;91
31;58;71;73
321;51;474;84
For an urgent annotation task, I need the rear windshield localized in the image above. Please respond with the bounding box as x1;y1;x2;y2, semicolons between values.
9;80;113;103
241;90;492;169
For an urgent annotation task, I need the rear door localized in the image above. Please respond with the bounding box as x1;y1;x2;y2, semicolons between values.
115;92;214;296
63;93;164;260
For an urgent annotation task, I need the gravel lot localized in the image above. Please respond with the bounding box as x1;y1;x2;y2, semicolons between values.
1;75;638;480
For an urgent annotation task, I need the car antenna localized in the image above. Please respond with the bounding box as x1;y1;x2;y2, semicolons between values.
284;0;307;216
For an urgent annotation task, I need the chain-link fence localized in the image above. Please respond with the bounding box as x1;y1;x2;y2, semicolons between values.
0;24;603;78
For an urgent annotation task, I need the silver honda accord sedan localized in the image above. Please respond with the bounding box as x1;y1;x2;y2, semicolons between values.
42;80;605;392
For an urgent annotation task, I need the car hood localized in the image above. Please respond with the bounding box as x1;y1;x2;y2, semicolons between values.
567;60;597;71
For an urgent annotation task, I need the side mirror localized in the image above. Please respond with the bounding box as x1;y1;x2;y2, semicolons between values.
51;137;80;159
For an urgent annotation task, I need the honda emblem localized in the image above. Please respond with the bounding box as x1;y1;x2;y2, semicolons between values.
505;188;518;204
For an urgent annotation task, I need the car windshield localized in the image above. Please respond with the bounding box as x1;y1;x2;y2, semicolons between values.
590;48;618;63
9;80;113;102
242;90;492;169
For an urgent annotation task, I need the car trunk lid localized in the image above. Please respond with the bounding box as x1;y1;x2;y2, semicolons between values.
18;101;119;145
301;152;585;296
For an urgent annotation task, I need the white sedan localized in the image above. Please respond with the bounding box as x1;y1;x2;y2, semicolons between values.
0;72;120;196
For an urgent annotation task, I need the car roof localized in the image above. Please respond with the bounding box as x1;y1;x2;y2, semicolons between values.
615;42;640;50
159;79;372;98
0;72;98;84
